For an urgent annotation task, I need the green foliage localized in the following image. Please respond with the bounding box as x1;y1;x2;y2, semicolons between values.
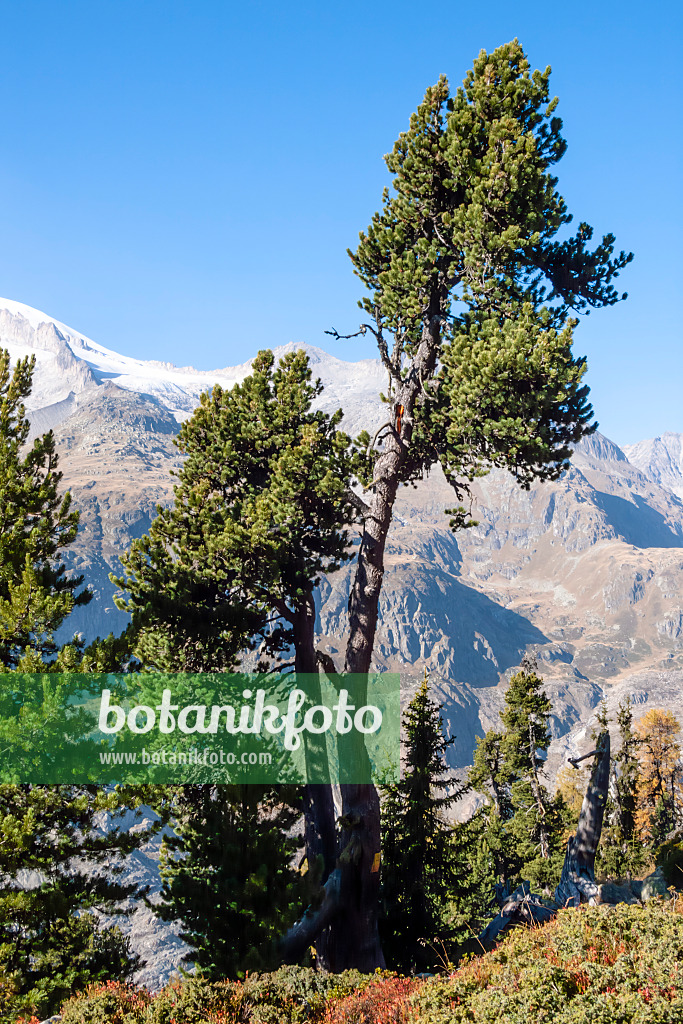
410;902;683;1023
2;915;139;1024
597;697;647;879
469;661;572;887
114;349;358;673
350;39;632;508
56;904;683;1023
380;676;463;972
0;349;91;666
0;785;155;1022
447;809;498;948
656;831;683;889
59;967;373;1023
156;785;306;979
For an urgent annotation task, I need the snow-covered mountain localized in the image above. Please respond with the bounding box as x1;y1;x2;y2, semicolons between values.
624;433;683;502
0;298;386;436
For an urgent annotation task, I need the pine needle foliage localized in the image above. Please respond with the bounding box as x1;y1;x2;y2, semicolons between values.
114;349;358;672
349;39;632;515
0;350;90;665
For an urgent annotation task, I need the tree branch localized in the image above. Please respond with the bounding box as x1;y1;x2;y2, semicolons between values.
344;487;370;516
279;867;342;963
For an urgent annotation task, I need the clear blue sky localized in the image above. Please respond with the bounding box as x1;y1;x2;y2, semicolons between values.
0;0;680;445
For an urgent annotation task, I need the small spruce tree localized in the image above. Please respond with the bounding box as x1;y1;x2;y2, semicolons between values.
0;786;149;1022
597;697;646;878
380;673;464;972
469;659;571;889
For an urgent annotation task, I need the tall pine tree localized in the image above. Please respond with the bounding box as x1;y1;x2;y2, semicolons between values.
114;349;361;968
0;351;155;1020
323;38;632;967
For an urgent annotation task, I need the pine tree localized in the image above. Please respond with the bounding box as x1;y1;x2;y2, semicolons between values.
0;350;91;665
156;785;305;979
327;38;632;967
379;674;464;972
114;349;359;968
0;352;153;1019
0;785;151;1021
114;348;357;675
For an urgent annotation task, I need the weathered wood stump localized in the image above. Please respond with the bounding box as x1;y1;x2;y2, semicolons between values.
478;730;611;949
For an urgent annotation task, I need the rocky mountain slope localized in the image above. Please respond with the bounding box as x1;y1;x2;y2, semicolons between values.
1;297;681;756
2;297;682;985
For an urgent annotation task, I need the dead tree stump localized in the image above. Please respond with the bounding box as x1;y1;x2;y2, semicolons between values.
478;730;611;948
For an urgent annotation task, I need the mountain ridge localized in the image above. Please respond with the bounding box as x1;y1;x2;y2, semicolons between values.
2;297;682;988
0;297;680;750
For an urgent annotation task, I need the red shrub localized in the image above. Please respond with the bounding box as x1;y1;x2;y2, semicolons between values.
323;975;420;1024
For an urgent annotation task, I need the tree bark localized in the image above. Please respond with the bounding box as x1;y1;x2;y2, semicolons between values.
555;730;610;908
285;313;443;971
478;730;611;948
332;315;442;971
528;720;550;859
279;868;342;964
293;591;338;968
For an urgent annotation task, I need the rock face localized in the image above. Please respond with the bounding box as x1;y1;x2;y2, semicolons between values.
1;297;682;983
624;432;683;501
91;807;191;992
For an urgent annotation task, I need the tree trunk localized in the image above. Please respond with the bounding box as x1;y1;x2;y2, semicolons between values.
293;592;339;968
528;720;550;859
555;730;610;908
284;313;443;971
333;316;441;971
478;731;611;948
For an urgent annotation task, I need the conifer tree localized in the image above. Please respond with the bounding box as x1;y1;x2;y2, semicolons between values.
114;348;357;676
326;38;632;967
379;674;464;972
115;349;360;967
0;351;154;1019
469;661;570;888
120;40;633;971
0;350;91;665
0;786;149;1021
596;697;646;877
634;709;682;846
156;785;305;979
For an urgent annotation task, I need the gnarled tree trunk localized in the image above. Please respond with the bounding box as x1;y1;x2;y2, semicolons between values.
478;731;611;949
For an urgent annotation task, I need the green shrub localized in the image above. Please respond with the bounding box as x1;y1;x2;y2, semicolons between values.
1;916;140;1024
56;905;683;1024
656;835;683;889
59;966;374;1024
410;901;683;1023
241;965;371;1022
